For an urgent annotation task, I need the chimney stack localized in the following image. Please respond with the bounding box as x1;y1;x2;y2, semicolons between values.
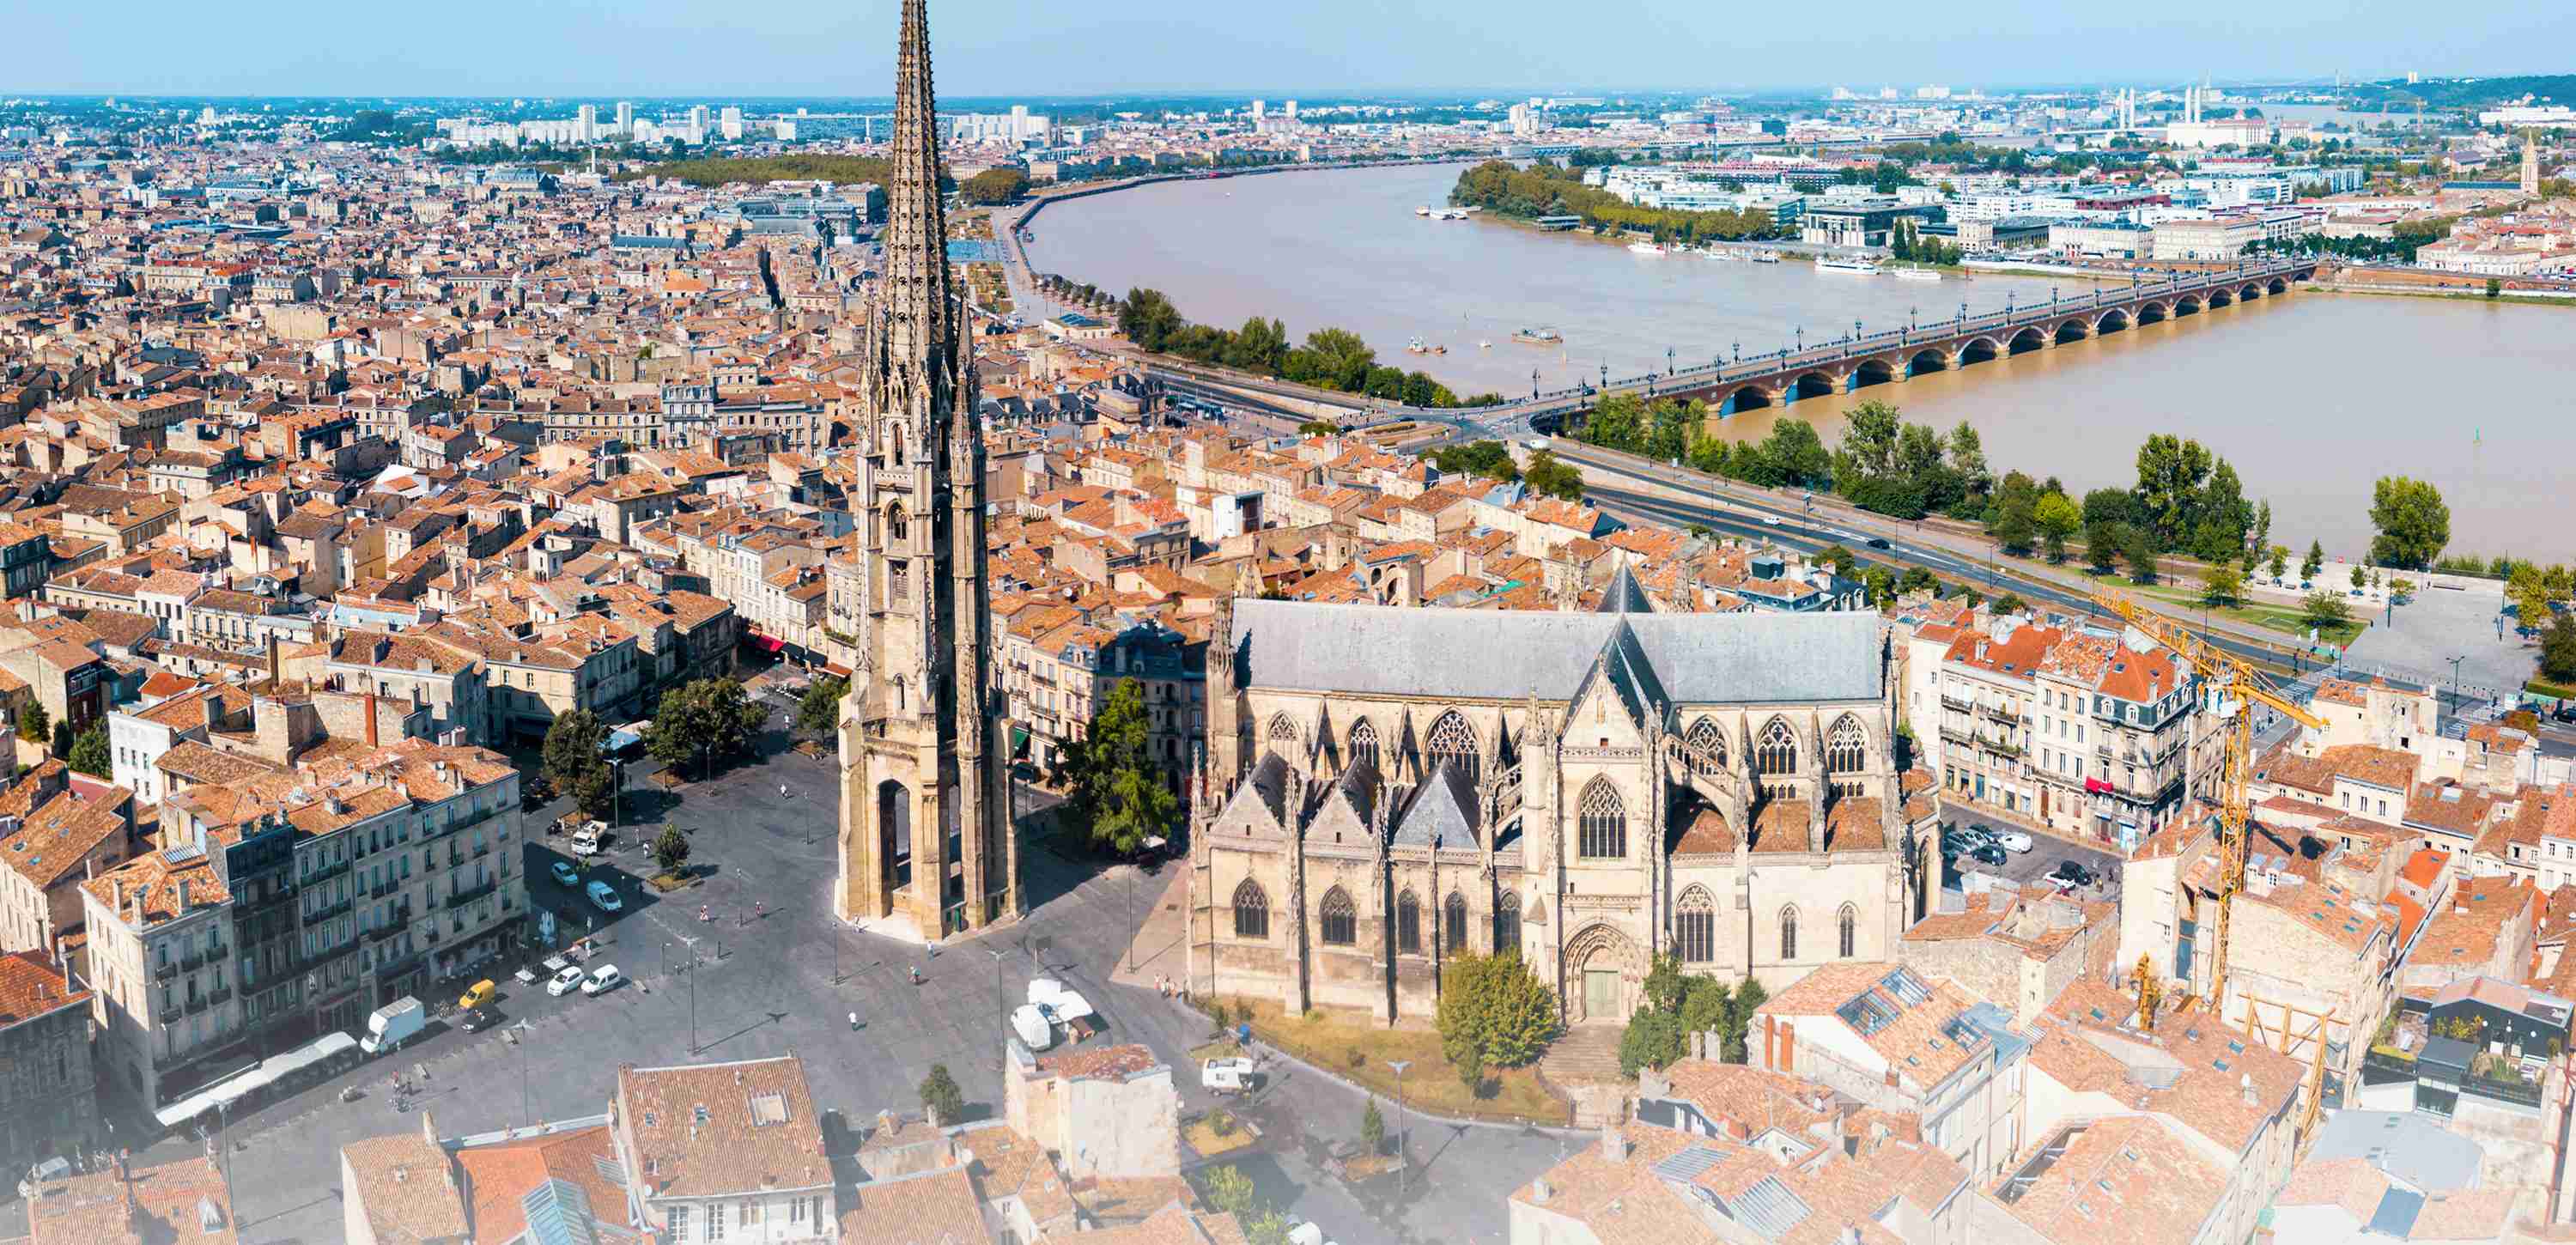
1600;1121;1626;1163
1531;1178;1553;1205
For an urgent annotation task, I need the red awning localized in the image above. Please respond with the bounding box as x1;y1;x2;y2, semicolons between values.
744;634;787;654
822;662;854;677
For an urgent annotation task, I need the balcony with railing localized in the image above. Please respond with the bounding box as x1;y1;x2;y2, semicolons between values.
1979;703;2022;726
447;880;500;911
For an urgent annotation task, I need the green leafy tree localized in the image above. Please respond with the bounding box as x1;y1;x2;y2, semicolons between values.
1062;679;1180;855
959;166;1030;204
2367;477;2451;570
1619;1009;1685;1078
2034;491;2081;563
543;709;611;800
1117;288;1184;352
1818;544;1858;580
15;701;46;744
2303;591;2354;632
1946;422;1991;499
1523;450;1586;501
67;726;109;778
2352;564;2367;591
2086;520;2124;574
645;678;767;780
1719;979;1767;1062
796;677;848;737
1360;1098;1387;1152
919;1063;964;1126
1860;566;1897;608
652;823;692;876
2539;613;2576;683
572;763;621;821
1435;950;1559;1071
2268;545;2291;580
1641;951;1691;1017
1759;418;1832;489
2511;564;2555;630
2303;540;2325;582
2133;434;2214;550
1898;567;1935;595
1993;592;2026;616
2487;276;2503;299
2202;565;2244;607
48;719;71;762
2124;529;2162;585
1989;471;2039;556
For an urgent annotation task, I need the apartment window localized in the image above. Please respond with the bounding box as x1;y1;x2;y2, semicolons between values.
668;1206;690;1239
738;1200;760;1226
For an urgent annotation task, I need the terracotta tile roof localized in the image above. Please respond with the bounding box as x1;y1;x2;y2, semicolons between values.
0;949;88;1028
452;1124;623;1242
838;1165;990;1244
617;1056;831;1200
1990;1114;2222;1245
340;1133;469;1242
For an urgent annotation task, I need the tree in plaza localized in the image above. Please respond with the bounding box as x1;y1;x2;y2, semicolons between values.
2367;477;2451;570
2302;540;2325;582
2268;545;2291;580
919;1064;965;1127
2202;564;2244;607
795;677;848;737
645;677;767;780
2540;614;2576;684
2303;591;2354;633
545;710;622;820
67;726;109;779
1360;1098;1386;1153
2351;564;2367;591
1619;1008;1686;1077
2033;491;2081;563
1062;680;1180;856
652;823;692;876
1641;951;1691;1017
2391;578;2417;603
1436;950;1559;1072
2123;528;2162;585
15;701;46;744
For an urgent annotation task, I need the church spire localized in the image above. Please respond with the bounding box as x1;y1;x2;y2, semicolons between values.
878;0;963;427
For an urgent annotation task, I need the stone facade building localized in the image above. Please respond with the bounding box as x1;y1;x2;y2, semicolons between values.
1188;570;1935;1027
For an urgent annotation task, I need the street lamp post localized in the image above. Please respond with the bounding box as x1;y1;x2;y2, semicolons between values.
2446;654;2469;721
1387;1060;1412;1195
679;935;700;1054
510;1019;535;1126
1666;346;1674;376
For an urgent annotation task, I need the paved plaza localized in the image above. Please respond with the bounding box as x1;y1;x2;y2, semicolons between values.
2;716;1568;1245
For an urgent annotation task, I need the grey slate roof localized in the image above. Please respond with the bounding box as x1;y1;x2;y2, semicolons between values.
2308;1111;2485;1193
1228;599;1880;705
1597;562;1655;614
1393;762;1480;849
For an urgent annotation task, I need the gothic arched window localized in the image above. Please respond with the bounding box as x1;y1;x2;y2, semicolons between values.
1778;906;1800;961
1495;895;1522;955
1755;718;1800;777
1348;720;1381;771
1427;711;1479;782
1319;887;1356;946
1686;717;1728;774
1578;778;1625;859
884;502;909;545
1443;891;1469;953
1395;890;1422;955
1232;879;1268;940
1675;886;1716;963
1838;903;1858;959
1826;716;1867;775
1267;714;1300;746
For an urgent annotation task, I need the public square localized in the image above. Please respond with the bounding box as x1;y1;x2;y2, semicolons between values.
0;711;1567;1245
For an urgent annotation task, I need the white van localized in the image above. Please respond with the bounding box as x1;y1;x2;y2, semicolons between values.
580;964;623;995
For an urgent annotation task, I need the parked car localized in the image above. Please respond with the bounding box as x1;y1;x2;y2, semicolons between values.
1761;514;1783;526
1865;537;1891;549
461;1006;500;1033
2554;705;2576;725
570;823;606;858
547;965;586;997
1993;830;2035;853
458;979;496;1010
586;880;623;913
1966;844;2008;868
1202;1057;1259;1095
2049;859;2097;889
580;964;624;995
549;860;581;887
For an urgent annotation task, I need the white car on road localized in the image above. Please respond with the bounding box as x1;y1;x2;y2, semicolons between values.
1993;830;2035;853
580;964;623;995
546;965;586;997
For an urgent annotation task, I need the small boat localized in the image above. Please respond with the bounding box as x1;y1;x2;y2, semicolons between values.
1815;256;1881;275
1512;326;1564;345
1628;241;1667;256
1416;206;1431;216
1895;267;1941;282
1750;251;1782;264
1406;337;1445;355
1478;339;1492;349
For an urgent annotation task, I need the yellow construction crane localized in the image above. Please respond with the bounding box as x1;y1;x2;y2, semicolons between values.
2089;592;2325;1012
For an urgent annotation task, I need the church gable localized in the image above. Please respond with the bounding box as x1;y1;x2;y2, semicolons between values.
1212;752;1292;839
1392;762;1479;853
1306;762;1379;847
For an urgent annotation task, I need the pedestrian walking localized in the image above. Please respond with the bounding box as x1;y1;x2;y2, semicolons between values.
849;1011;860;1030
781;782;790;799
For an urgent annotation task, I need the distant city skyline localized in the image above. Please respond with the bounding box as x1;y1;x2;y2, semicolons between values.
15;0;2576;100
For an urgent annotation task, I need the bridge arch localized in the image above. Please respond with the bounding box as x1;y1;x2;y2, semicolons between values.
1957;336;2002;367
2053;318;2090;344
2266;276;2289;295
1850;357;1899;391
2093;307;2131;335
1789;372;1838;402
2206;288;2233;308
2174;295;2202;316
2006;327;2048;356
2135;301;2169;325
1720;385;1776;416
2239;283;2264;302
1907;348;1951;377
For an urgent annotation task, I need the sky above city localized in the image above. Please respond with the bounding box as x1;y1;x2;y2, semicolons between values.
21;0;2576;99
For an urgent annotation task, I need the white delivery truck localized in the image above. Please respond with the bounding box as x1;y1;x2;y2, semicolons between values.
360;996;425;1055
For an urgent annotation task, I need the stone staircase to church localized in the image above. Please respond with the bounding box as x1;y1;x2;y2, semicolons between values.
1540;1025;1628;1085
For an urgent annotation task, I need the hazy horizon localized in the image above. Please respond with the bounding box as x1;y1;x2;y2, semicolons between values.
15;0;2574;100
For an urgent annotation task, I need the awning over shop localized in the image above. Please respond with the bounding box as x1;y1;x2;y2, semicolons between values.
153;1031;360;1129
744;634;787;654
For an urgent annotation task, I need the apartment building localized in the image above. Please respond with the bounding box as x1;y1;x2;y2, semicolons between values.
611;1055;840;1243
1752;961;2026;1180
1935;616;2063;822
0;764;137;963
0;950;98;1181
2029;631;2196;849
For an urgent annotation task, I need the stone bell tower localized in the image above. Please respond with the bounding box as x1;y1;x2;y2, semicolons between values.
835;0;1017;938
